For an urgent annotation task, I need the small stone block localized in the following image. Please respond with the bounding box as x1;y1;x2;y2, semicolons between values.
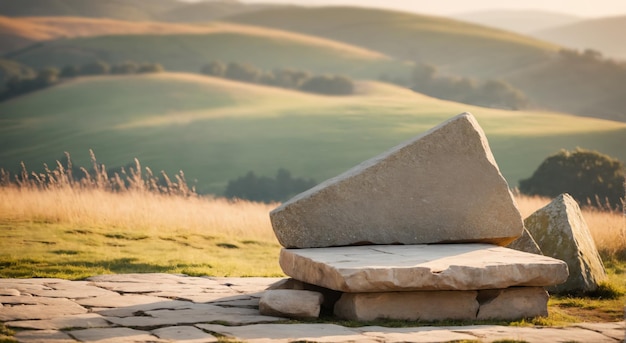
259;289;324;319
477;287;549;320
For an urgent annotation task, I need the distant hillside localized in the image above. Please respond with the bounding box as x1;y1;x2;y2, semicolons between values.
226;6;626;122
0;16;231;54
1;73;624;195
5;23;406;80
158;1;277;22
226;6;558;78
0;0;181;20
533;15;626;60
453;10;581;34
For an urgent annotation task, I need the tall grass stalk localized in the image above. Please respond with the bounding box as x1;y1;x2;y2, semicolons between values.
0;152;277;242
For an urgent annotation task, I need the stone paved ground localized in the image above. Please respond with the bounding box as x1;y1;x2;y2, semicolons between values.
0;273;623;343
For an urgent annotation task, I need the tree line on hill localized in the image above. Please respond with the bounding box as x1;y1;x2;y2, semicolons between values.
223;168;317;203
381;63;530;110
0;60;163;102
201;61;355;95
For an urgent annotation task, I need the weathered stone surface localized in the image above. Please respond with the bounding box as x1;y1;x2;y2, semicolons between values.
151;326;218;342
334;290;479;321
476;287;549;320
356;326;481;343
524;193;607;293
14;329;77;343
280;244;569;292
26;281;118;298
197;323;379;343
507;227;543;255
259;289;323;319
0;297;87;321
270;112;524;248
267;278;342;309
68;327;163;343
6;313;111;330
0;289;20;296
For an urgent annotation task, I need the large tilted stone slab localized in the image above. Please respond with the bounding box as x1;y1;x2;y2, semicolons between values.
507;228;543;255
280;244;568;292
524;193;607;294
270;112;524;248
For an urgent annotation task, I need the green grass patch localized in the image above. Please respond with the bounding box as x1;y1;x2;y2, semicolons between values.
0;219;283;279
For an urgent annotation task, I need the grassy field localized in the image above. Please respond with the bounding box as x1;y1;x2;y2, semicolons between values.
0;177;624;324
1;73;625;195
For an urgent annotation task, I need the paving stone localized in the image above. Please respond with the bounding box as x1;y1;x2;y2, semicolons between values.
86;273;187;283
92;298;192;317
259;289;324;319
209;277;285;293
68;327;165;343
280;244;569;292
105;305;283;327
572;321;625;341
27;281;119;299
14;329;77;343
151;326;218;342
0;295;72;305
356;326;480;343
77;294;183;310
525;193;608;294
0;288;20;296
6;313;111;330
450;324;619;343
0;297;87;321
334;290;479;321
476;287;549;320
197;323;379;343
270;112;524;248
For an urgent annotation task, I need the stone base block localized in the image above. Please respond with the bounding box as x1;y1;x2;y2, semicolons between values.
334;287;549;322
477;287;548;320
334;291;479;321
259;290;323;319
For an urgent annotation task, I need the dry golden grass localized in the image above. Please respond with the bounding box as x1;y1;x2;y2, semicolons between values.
0;186;277;243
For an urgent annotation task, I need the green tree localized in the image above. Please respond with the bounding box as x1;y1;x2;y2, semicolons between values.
111;61;139;74
519;148;625;210
224;169;316;202
224;62;261;83
201;61;226;77
80;61;110;75
137;62;164;73
60;65;80;78
299;75;354;95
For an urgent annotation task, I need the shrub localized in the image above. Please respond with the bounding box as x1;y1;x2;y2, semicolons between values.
137;62;164;73
299;74;354;95
201;61;226;77
80;61;110;75
224;168;316;202
224;62;262;83
519;148;625;210
111;61;139;74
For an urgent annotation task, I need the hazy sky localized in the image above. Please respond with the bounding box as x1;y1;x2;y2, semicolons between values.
241;0;626;18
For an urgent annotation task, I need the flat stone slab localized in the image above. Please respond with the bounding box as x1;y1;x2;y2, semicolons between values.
270;112;524;248
6;313;111;330
280;244;569;292
152;326;218;342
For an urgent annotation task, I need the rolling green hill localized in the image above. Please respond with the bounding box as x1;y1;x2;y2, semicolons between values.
226;6;626;122
453;10;581;35
533;15;626;61
0;0;180;21
225;6;558;78
2;72;624;195
5;25;407;80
